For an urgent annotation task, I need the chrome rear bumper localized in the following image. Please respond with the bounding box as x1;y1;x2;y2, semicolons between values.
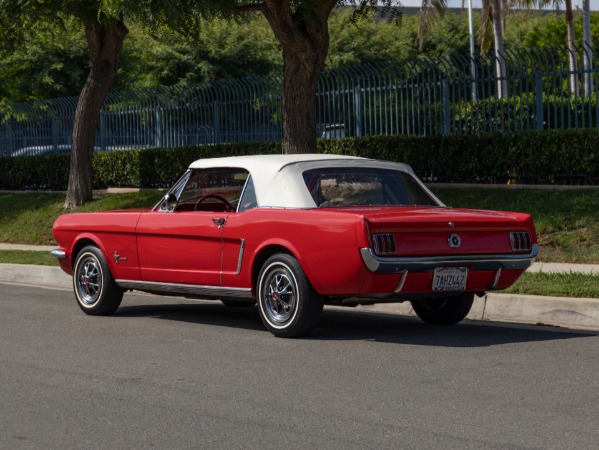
360;245;538;274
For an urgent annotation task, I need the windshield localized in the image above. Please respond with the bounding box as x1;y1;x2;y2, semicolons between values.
302;167;438;208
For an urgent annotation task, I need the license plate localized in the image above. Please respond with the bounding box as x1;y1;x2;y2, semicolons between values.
432;267;467;291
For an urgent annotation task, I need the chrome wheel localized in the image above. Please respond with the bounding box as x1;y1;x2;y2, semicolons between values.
76;254;103;306
257;254;323;337
72;246;123;315
262;269;297;324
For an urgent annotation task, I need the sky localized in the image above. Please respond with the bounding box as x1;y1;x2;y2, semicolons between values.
397;0;597;9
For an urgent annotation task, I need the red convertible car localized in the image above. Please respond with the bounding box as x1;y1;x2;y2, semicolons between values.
52;154;537;337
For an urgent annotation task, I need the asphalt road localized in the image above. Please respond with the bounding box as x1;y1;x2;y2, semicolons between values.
1;283;599;449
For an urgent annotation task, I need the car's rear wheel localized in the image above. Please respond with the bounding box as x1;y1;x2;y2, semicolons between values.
73;246;123;315
411;293;474;325
257;253;323;338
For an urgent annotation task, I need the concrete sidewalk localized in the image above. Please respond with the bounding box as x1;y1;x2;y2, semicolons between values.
1;260;598;332
528;261;599;275
1;243;56;251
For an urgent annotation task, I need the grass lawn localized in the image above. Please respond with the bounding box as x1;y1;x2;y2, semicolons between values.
0;191;164;245
432;187;599;264
0;250;58;266
505;272;599;298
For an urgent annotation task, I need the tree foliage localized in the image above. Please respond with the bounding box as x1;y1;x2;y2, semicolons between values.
119;18;280;89
516;9;599;48
0;0;133;208
214;1;405;153
0;0;236;208
3;7;597;104
0;18;88;102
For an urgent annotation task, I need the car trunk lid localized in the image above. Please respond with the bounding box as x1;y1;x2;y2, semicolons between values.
335;206;534;256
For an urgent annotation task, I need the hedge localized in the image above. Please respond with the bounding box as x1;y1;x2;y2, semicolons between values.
318;129;599;185
1;129;598;190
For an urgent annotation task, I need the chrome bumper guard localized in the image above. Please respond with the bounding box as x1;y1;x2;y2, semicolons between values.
50;249;66;259
360;244;538;274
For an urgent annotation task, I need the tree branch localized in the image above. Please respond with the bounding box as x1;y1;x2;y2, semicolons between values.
234;2;265;13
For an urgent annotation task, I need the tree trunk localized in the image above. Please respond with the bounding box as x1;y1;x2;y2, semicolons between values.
280;44;326;154
260;1;335;154
64;20;127;210
491;0;507;99
565;0;578;95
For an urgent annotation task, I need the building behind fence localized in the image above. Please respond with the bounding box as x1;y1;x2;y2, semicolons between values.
1;43;598;158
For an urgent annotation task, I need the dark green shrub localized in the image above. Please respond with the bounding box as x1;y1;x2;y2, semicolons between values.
319;129;599;184
0;153;71;190
1;129;598;190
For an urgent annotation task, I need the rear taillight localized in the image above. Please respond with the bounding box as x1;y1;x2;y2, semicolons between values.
372;233;396;255
510;232;532;251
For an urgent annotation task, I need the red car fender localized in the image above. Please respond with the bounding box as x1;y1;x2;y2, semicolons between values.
69;232;112;269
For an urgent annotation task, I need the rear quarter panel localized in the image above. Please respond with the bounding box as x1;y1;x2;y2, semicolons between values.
222;208;370;295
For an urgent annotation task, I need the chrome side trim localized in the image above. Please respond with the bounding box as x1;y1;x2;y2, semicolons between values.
236;239;245;275
115;280;253;298
360;244;538;274
51;249;66;259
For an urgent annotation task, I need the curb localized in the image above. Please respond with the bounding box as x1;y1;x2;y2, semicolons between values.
0;264;71;289
357;294;599;331
1;263;598;332
0;244;57;251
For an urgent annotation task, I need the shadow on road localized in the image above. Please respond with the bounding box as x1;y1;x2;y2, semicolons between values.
116;301;265;332
315;309;595;347
115;297;595;347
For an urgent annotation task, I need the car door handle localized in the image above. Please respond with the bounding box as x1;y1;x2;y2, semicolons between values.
211;217;226;228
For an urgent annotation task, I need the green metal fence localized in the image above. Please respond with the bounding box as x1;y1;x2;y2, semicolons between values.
1;43;598;158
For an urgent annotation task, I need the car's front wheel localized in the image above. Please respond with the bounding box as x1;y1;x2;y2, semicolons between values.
257;253;323;338
73;246;123;315
411;293;474;325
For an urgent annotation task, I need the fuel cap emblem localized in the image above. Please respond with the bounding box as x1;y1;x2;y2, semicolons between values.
448;233;461;248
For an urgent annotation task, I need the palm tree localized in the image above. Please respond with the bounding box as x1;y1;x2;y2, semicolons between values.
483;0;507;98
546;0;592;96
479;0;563;98
582;0;593;97
564;0;578;93
539;0;592;96
418;0;511;98
419;0;563;100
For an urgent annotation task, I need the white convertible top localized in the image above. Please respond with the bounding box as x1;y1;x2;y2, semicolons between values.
188;154;428;208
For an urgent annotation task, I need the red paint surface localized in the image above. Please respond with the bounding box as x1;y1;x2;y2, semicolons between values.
53;205;536;300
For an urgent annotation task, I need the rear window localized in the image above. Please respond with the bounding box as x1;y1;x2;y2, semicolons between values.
302;167;438;207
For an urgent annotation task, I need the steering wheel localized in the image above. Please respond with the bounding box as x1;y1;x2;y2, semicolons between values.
193;194;234;212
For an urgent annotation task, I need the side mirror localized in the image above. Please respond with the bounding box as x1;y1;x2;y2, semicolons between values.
164;193;178;212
